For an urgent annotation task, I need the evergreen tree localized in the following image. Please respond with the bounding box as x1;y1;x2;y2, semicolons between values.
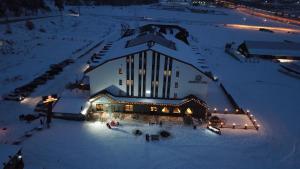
55;0;64;11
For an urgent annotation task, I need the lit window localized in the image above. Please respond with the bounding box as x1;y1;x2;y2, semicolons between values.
185;108;193;115
150;107;157;112
118;68;123;74
164;70;167;75
96;104;104;111
168;70;172;76
126;80;133;85
125;105;133;111
173;107;180;113
162;107;169;113
119;79;122;85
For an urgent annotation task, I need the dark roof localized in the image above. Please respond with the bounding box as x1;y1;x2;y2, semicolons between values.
126;33;176;50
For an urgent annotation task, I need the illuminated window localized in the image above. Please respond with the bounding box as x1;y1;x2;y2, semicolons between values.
185;108;193;115
139;69;146;75
168;70;172;76
118;68;123;74
96;104;104;111
126;80;133;85
150;107;157;112
125;105;133;111
164;70;167;76
162;107;169;113
173;107;180;113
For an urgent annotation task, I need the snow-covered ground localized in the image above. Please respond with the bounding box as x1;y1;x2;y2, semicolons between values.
1;5;300;169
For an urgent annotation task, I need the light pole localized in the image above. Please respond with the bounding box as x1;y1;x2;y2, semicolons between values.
43;95;58;128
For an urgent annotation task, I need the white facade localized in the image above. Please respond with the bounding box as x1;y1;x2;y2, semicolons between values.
87;49;210;100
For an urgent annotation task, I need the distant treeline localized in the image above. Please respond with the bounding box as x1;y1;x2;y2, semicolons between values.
0;0;50;17
66;0;158;5
0;0;158;17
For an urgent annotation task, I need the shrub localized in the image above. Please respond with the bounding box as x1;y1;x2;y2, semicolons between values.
25;20;35;30
133;129;143;136
159;130;171;138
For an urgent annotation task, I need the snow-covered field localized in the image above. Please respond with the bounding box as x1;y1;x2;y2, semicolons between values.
1;4;300;169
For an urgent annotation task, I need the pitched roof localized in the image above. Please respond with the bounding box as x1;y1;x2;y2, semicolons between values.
126;33;176;50
243;41;300;57
90;90;206;107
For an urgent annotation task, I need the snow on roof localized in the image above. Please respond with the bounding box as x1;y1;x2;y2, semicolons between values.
52;90;89;114
92;92;206;106
0;144;20;164
109;94;184;105
126;33;176;50
243;41;300;57
87;32;208;79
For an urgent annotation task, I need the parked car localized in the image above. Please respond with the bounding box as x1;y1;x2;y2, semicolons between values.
3;93;25;101
46;69;60;75
14;84;35;94
50;64;63;71
42;72;54;80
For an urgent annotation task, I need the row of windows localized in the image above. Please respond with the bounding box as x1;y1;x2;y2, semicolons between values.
119;80;179;88
95;104;191;114
125;105;188;114
118;68;179;77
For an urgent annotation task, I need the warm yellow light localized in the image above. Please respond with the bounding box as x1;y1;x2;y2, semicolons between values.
162;107;169;113
185;108;193;115
173;107;181;113
226;24;300;33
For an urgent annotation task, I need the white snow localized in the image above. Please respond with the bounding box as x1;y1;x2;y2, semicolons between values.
0;4;300;169
0;144;20;164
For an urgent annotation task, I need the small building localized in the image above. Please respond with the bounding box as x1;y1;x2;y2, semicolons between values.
238;40;300;60
89;92;208;120
85;28;213;120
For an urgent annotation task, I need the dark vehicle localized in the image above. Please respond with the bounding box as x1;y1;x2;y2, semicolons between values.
50;64;63;71
259;28;274;33
46;69;60;75
42;72;54;80
3;93;25;101
15;84;36;94
64;59;74;64
32;76;47;85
